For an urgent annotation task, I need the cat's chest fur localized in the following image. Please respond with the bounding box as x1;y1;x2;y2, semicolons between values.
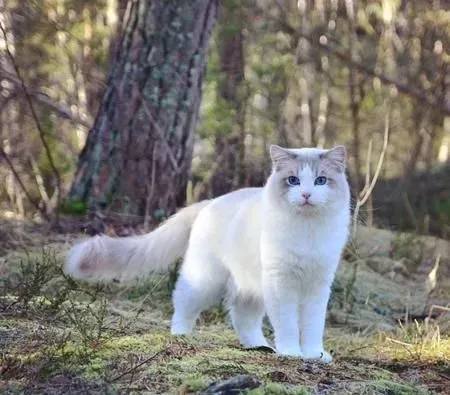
260;216;347;296
261;213;348;271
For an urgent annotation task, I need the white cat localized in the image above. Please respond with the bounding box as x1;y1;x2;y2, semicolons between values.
65;145;351;363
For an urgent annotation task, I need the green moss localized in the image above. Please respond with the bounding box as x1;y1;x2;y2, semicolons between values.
102;335;160;355
366;379;431;395
370;368;395;381
82;356;109;379
180;377;208;392
249;382;312;395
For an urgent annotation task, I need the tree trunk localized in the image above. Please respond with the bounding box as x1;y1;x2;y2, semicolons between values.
69;0;219;220
208;3;246;197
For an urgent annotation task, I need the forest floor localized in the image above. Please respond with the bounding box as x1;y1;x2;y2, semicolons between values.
0;218;449;394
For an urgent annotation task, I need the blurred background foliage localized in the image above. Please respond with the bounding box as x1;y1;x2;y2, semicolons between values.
0;0;449;238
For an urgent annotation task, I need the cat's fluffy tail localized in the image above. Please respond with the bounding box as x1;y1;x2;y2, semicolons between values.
64;200;210;282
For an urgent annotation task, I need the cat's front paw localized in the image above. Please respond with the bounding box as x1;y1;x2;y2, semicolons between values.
276;346;304;358
302;349;333;364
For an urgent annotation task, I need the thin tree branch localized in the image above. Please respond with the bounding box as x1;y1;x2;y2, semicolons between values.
318;34;450;114
319;35;450;115
269;13;450;116
360;137;373;198
353;108;390;236
359;113;390;206
0;23;62;223
0;146;50;221
144;142;158;231
27;154;53;213
141;100;182;174
0;70;92;128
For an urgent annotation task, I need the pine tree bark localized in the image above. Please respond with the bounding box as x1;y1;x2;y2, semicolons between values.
69;0;219;220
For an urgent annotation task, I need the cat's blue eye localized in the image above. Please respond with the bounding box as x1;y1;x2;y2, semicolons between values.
314;176;327;185
287;176;300;186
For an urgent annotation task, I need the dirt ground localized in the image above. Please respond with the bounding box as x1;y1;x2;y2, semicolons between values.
0;218;449;394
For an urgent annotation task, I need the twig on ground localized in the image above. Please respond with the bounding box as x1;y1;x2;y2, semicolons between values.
108;348;167;383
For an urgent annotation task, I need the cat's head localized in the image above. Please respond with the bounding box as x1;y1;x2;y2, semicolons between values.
266;145;350;215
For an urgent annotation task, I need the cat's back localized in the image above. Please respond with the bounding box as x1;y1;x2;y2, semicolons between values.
213;187;262;207
190;187;263;241
204;187;262;220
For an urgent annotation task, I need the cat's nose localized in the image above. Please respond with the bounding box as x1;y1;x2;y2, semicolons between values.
302;192;311;200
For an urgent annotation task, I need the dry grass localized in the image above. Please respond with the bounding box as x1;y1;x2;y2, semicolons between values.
0;223;449;394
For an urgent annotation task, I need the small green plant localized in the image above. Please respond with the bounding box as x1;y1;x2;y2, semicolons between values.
63;296;111;351
1;248;61;306
30;332;80;380
59;199;88;215
392;318;443;361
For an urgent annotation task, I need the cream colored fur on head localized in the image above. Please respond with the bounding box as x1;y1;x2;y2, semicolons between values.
65;145;351;364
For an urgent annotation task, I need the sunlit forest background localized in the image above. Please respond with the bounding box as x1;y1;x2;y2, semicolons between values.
0;0;449;235
1;2;449;393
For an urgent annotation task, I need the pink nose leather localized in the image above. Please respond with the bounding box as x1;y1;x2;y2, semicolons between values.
302;193;311;199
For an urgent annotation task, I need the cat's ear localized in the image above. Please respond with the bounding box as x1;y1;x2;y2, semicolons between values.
269;145;296;170
321;146;346;173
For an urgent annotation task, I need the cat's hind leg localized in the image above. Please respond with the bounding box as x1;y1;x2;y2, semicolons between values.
171;248;228;335
228;295;271;350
